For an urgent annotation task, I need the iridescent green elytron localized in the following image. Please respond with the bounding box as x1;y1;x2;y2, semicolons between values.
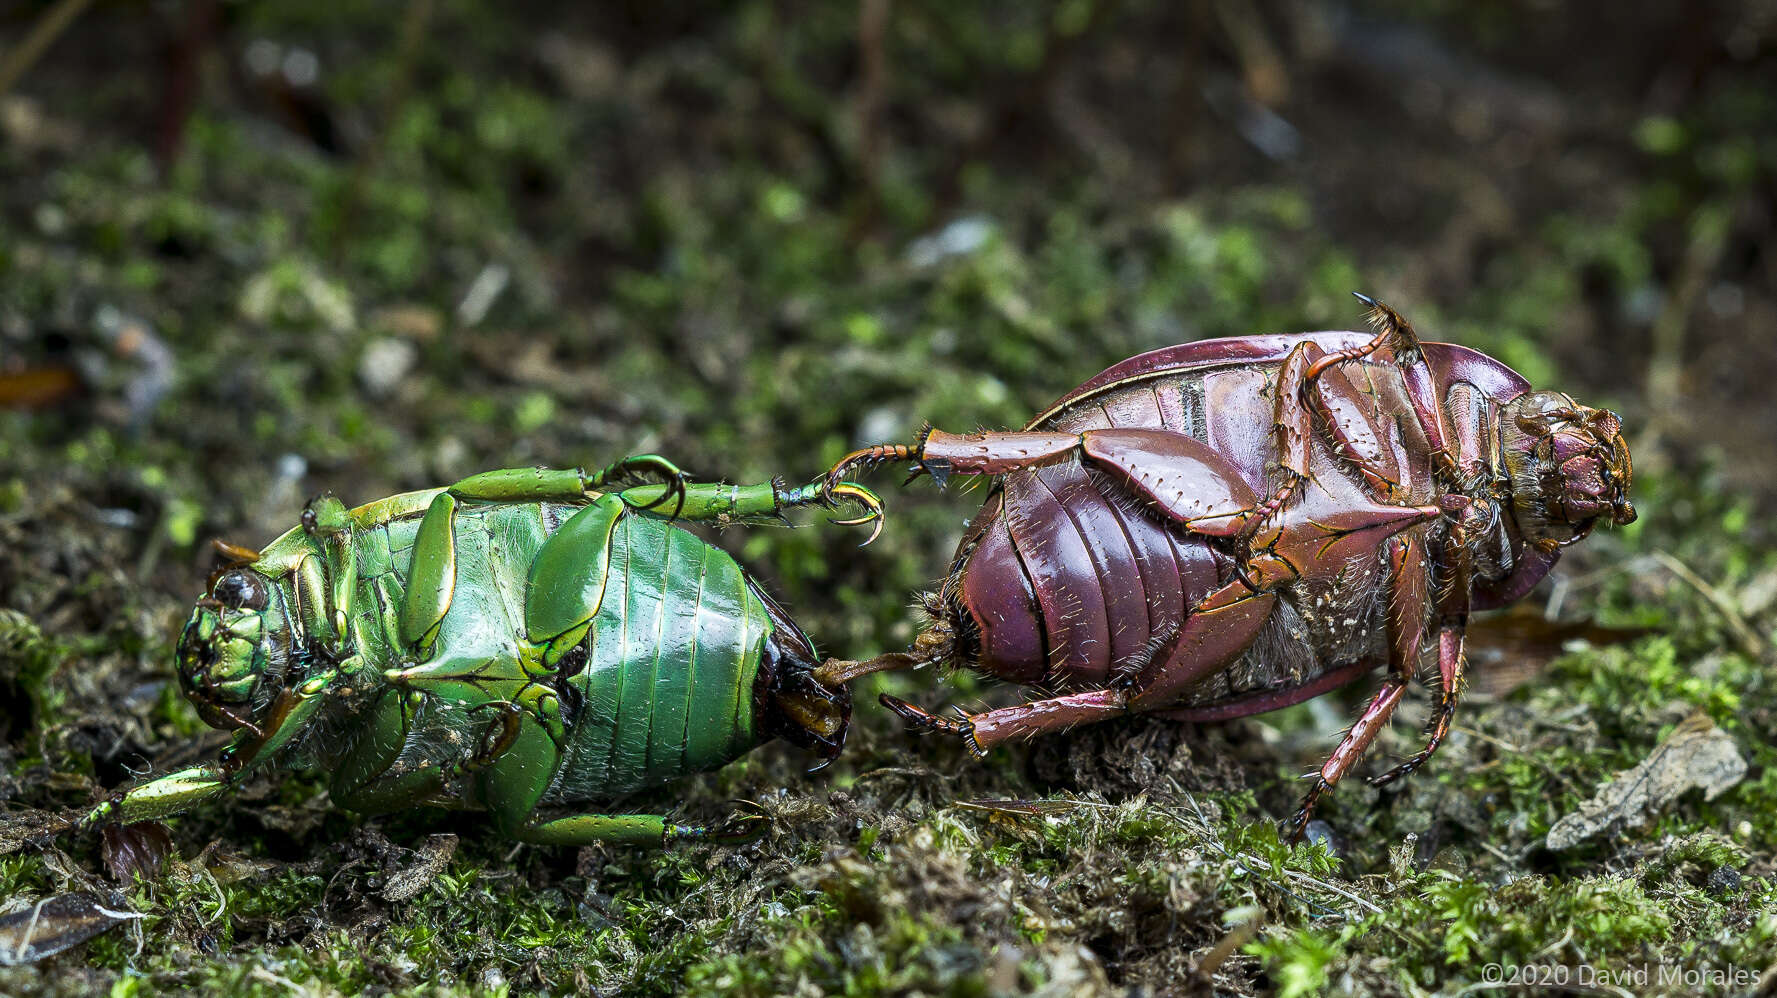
82;456;877;846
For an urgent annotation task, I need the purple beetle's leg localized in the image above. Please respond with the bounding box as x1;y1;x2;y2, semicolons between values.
1124;572;1283;708
880;688;1132;753
1258;295;1465;530
1369;503;1476;788
827;427;1266;538
1354;295;1462;481
1286;531;1430;841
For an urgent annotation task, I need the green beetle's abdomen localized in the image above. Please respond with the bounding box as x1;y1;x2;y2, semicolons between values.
546;511;773;800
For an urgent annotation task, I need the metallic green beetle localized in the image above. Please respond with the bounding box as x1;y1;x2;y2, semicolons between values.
80;456;880;846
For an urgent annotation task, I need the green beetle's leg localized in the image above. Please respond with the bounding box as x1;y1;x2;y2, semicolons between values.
615;477;884;538
79;765;229;828
585;453;689;516
301;495;358;654
399;492;458;654
79;672;338;830
517;803;768;847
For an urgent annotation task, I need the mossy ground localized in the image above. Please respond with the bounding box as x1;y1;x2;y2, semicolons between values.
2;2;1775;995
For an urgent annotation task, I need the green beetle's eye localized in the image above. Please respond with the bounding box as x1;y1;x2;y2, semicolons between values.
213;570;269;611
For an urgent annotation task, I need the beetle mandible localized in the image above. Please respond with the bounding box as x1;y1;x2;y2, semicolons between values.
819;295;1635;839
80;456;881;846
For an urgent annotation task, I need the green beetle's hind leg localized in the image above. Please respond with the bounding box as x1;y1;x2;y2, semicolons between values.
588;453;690;518
615;476;885;541
517;802;768;847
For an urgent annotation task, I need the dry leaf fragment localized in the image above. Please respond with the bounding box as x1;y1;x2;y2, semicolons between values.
1546;712;1747;851
383;833;458;902
0;893;142;965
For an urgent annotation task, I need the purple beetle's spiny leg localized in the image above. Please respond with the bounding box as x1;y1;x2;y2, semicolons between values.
1074;429;1261;536
1270;340;1400;508
1371;516;1474;788
1285;531;1429;842
832;425;1271;539
1288;677;1408;841
1370;626;1466;788
880;690;1137;756
1125;569;1284;709
880;693;978;742
1351;294;1464;482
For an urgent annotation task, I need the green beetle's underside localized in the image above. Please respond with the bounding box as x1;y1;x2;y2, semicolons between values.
347;497;773;819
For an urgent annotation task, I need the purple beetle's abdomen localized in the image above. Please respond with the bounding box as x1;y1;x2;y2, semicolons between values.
956;493;1047;684
954;461;1223;691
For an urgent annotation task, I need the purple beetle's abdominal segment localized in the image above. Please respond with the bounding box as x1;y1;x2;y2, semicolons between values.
828;296;1636;843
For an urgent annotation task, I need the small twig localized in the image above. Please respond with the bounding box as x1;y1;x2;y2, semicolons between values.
1195;911;1260;977
1650;550;1770;659
0;0;94;98
850;0;891;238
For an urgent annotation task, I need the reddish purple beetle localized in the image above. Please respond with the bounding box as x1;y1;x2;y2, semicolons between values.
819;295;1635;839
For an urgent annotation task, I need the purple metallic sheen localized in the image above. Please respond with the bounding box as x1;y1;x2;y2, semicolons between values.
959;495;1048;685
1038;464;1152;672
1079;428;1257;534
1004;470;1114;684
1153;658;1381;721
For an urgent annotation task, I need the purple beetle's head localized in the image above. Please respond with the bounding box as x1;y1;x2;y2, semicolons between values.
176;566;295;734
1499;391;1636;550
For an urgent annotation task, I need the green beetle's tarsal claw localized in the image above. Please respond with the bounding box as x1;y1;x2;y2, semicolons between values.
596;454;690;520
824;481;885;546
663;801;769;846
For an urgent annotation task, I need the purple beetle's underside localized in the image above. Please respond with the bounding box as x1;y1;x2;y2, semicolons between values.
820;296;1636;840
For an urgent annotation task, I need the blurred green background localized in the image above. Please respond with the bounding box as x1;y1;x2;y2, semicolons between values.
1;1;1773;995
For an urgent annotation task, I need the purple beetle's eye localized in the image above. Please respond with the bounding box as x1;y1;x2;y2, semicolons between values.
213;570;269;611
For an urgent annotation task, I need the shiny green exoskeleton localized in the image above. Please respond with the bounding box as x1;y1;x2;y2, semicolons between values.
82;456;880;846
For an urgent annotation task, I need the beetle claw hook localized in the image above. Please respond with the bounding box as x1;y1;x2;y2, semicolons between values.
825;481;886;546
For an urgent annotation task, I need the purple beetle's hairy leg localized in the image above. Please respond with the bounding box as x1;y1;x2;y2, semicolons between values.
1285;530;1431;843
883;688;1132;755
1258;295;1468;541
827;425;1268;539
1370;502;1476;788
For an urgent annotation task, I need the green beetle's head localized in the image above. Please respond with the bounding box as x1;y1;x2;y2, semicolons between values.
177;567;295;734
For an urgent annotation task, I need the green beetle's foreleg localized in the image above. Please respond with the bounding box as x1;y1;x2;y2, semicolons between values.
79;672;338;831
300;494;358;655
80;765;229;828
517;802;768;847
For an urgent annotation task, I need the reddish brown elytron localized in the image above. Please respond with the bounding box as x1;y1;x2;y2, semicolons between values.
820;295;1635;839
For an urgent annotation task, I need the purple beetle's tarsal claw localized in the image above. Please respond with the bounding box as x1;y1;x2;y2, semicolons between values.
880;693;974;741
1351;291;1377;308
